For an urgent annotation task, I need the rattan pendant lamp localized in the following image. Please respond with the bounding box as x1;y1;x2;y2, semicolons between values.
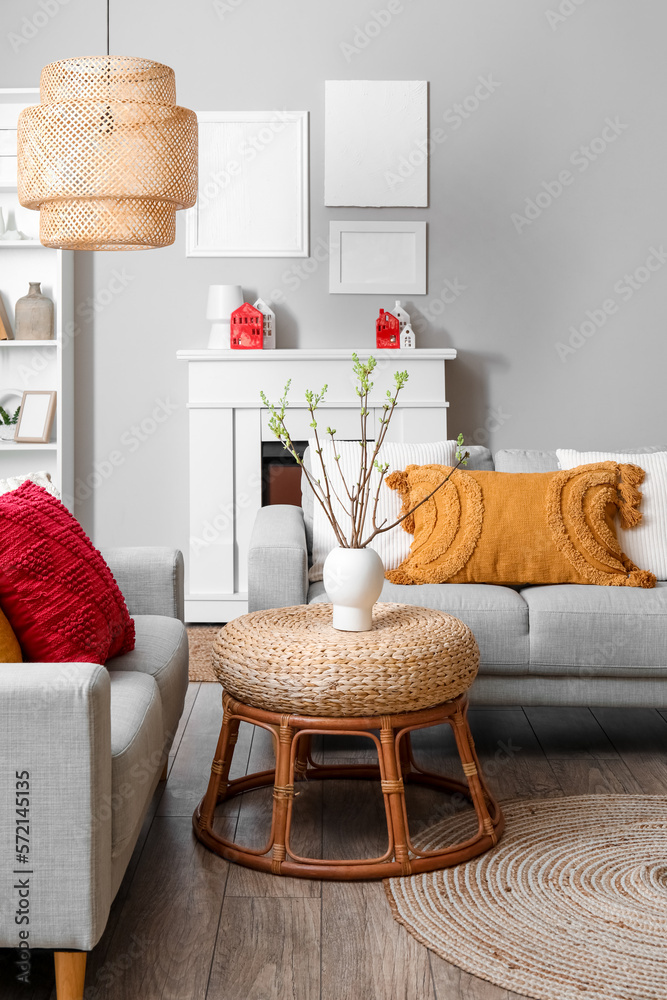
16;2;198;250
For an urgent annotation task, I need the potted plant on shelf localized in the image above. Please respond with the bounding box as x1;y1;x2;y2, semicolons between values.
261;354;468;631
0;403;20;441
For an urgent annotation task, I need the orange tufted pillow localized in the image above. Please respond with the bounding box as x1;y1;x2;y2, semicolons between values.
385;462;656;588
0;605;21;662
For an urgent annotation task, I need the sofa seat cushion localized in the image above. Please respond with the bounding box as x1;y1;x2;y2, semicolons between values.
521;583;667;676
108;671;163;860
106;615;188;747
308;580;529;672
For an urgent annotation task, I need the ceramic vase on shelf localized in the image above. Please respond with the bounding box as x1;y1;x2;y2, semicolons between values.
323;546;385;632
15;282;54;340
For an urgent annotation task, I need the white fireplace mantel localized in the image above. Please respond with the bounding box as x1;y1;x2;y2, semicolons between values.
177;347;457;622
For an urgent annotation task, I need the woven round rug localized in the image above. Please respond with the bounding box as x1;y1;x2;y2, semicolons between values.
385;796;667;1000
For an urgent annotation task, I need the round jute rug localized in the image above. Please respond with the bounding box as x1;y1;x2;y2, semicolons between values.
385;796;667;1000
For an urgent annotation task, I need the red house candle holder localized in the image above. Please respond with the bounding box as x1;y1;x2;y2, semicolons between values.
230;302;264;349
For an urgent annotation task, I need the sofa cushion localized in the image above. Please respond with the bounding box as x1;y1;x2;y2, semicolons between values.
308;580;529;671
494;446;667;474
106;615;188;746
108;671;163;860
521;582;667;675
385;463;654;588
494;450;559;473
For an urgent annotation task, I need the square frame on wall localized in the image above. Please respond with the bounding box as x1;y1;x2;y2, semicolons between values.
186;111;309;258
329;221;427;295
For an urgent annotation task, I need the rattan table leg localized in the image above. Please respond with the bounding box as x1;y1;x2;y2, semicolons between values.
451;702;498;845
198;700;240;834
380;717;412;876
271;716;295;875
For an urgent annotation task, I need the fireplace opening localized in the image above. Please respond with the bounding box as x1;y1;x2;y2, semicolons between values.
261;440;307;507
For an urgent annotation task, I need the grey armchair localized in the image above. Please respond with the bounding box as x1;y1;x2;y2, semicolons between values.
0;547;189;1000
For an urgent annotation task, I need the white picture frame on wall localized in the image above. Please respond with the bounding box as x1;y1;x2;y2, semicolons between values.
186;111;309;258
329;221;427;295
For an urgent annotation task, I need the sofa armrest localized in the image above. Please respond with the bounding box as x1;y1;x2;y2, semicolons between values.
248;505;309;612
101;547;184;621
0;663;112;951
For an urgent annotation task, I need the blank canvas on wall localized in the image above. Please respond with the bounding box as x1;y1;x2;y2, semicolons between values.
186;111;309;257
325;80;428;207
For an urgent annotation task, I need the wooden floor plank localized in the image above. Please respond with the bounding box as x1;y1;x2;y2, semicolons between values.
89;817;228;1000
550;757;645;796
430;951;512;999
185;682;224;736
208;897;320;1000
170;681;200;756
590;707;667;755
524;707;618;759
322;881;435;1000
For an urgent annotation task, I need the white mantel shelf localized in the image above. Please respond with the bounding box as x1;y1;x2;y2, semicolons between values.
177;348;457;361
178;346;457;622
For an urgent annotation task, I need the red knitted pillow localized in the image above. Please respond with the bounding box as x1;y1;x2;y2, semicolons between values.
0;481;135;663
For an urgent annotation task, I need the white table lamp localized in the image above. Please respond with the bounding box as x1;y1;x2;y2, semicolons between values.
207;285;243;349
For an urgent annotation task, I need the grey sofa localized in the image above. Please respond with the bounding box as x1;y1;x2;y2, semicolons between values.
248;448;667;708
0;547;189;1000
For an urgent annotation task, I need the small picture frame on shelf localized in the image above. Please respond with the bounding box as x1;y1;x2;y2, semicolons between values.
14;390;56;444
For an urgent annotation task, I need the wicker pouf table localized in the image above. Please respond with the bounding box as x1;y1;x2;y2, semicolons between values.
194;603;504;880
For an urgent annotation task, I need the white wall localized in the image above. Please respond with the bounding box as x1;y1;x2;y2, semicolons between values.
2;0;667;559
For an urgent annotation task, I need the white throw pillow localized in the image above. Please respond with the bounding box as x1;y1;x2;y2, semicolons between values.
308;439;457;582
0;470;60;499
556;450;667;580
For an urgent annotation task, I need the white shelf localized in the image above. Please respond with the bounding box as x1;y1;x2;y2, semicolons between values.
0;241;43;248
0;441;57;450
0;339;58;346
0;92;73;505
178;347;458;362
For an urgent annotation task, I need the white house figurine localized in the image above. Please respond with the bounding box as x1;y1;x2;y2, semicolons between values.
400;323;416;349
393;300;410;334
254;298;276;350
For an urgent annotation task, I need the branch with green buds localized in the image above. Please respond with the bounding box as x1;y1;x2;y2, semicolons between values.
261;356;469;549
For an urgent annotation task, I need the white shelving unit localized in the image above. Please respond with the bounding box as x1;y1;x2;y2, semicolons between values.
0;89;74;504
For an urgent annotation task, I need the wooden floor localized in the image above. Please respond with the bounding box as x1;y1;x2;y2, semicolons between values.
4;684;667;1000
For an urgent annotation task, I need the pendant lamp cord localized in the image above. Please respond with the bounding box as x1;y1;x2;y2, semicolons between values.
106;0;110;55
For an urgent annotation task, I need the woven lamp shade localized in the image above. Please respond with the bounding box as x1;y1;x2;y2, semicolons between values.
17;56;198;251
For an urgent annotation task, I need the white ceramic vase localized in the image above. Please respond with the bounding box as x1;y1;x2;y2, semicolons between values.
323;546;385;632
